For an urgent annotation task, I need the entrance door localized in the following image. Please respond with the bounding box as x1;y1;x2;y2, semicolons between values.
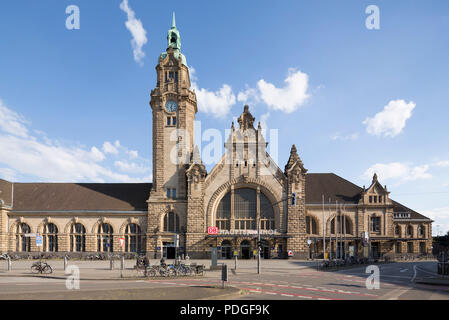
371;242;379;259
221;240;232;259
240;240;251;259
263;246;270;259
163;242;176;259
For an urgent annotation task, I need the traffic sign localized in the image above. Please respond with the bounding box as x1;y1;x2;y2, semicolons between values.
36;235;43;247
233;250;239;256
119;237;125;248
307;239;312;246
24;233;36;238
288;250;294;257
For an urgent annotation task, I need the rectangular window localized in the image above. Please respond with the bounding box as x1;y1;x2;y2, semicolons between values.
369;196;372;203
379;196;382;203
167;117;171;126
167;188;171;198
172;188;176;198
396;242;401;253
371;217;380;232
407;242;413;254
172;117;177;125
374;196;377;203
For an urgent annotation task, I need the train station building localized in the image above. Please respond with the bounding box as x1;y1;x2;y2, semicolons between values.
0;16;433;259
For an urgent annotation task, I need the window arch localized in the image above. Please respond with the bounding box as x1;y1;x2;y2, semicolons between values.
395;225;401;236
331;215;352;235
418;225;425;237
70;223;86;252
407;225;413;237
16;223;31;252
306;216;318;235
98;223;113;252
234;188;257;230
43;223;58;252
164;212;180;233
125;223;143;253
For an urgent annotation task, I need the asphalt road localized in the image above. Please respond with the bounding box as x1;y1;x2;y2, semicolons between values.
0;260;447;300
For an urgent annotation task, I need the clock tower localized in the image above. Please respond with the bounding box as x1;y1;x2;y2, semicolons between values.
149;13;197;199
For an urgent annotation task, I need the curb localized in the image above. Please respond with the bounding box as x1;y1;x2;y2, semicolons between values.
0;273;208;281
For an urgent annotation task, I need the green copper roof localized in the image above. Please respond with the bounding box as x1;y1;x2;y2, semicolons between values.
158;12;187;66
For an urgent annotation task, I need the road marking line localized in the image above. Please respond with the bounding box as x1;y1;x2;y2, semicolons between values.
400;269;408;273
411;265;417;282
281;294;294;297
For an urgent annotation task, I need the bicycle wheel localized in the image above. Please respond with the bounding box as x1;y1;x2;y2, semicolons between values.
31;264;40;274
147;267;157;277
184;266;192;276
43;264;53;274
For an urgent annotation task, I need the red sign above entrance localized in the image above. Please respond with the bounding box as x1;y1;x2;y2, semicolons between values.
207;226;219;235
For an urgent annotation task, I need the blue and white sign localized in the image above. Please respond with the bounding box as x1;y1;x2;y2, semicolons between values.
36;235;43;247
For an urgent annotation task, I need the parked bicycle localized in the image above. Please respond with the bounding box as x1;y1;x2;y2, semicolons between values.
31;261;53;274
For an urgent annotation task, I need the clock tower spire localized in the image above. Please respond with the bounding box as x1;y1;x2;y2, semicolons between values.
149;13;197;199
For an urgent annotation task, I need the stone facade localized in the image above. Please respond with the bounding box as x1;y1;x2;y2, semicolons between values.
0;16;433;259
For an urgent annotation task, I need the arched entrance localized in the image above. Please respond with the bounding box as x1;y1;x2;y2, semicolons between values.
221;240;232;259
240;240;251;259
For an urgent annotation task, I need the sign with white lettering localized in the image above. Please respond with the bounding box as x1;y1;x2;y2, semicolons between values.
36;235;43;247
207;226;218;235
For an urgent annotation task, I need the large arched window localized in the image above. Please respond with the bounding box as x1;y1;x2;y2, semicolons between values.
260;192;274;230
331;216;352;235
306;216;318;235
70;223;86;252
216;193;231;230
98;223;113;252
216;188;275;231
125;223;143;253
43;223;58;252
16;223;31;252
234;188;257;230
164;212;180;233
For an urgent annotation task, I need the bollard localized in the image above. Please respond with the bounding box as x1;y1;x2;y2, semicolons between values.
64;256;68;271
234;255;237;270
7;256;11;271
110;257;114;270
120;255;124;270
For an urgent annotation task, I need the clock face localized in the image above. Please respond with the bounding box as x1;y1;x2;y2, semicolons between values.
165;100;178;112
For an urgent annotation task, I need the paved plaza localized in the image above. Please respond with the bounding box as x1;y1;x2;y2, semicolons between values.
0;259;448;300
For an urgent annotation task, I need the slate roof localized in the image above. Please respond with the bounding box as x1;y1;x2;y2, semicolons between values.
9;182;151;211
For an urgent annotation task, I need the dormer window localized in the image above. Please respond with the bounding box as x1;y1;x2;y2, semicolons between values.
369;196;372;203
379;195;382;203
374;196;377;203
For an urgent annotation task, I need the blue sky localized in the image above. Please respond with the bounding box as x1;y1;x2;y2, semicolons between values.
0;1;448;234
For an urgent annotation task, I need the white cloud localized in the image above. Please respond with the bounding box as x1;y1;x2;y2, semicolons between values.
190;66;237;118
90;146;105;162
362;162;432;184
0;100;150;183
435;160;449;168
421;207;449;236
257;68;310;113
120;0;147;65
237;87;260;105
102;141;119;154
128;150;138;159
0;99;29;138
363;99;416;137
114;160;149;174
0;168;16;181
330;132;359;141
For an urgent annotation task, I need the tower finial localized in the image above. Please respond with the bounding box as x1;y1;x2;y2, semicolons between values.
172;12;176;29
